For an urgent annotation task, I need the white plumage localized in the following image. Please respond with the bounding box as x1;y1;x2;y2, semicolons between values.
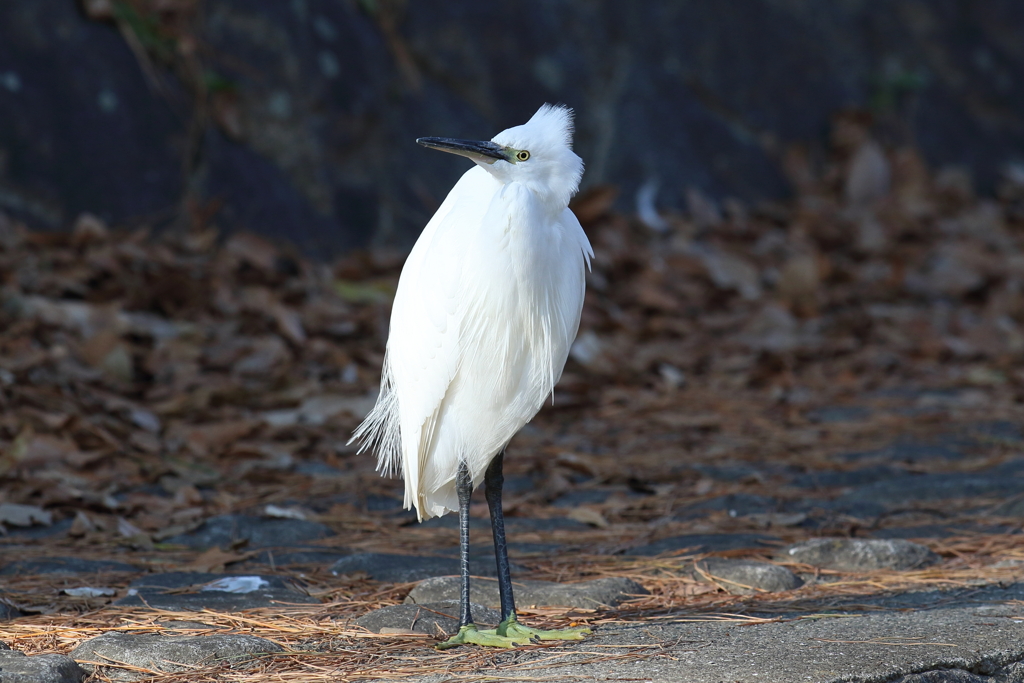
353;104;592;520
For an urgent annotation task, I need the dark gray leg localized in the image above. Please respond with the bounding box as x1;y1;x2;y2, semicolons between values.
437;451;591;648
484;450;517;628
456;461;474;628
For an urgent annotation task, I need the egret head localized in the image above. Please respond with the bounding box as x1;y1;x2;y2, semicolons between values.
417;104;584;209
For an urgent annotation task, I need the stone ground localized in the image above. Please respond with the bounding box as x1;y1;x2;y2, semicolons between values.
2;389;1023;682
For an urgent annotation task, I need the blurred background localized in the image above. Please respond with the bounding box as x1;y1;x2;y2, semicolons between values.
2;0;1023;254
1;0;1024;622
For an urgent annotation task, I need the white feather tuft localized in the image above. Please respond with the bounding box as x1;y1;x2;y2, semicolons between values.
525;103;575;149
348;353;402;478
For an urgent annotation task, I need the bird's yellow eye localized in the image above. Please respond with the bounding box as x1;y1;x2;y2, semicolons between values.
515;150;530;162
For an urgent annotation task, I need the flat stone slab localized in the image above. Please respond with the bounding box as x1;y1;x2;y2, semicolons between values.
331;553;496;582
679;493;777;518
0;646;86;683
780;538;939;571
840;439;967;463
690;558;803;594
790;464;902;490
871;524;1016;540
114;572;317;610
831;459;1024;509
992;498;1024;516
893;668;1014;683
164;514;333;549
0;557;140;575
408;584;1024;683
70;632;281;682
247;547;352;567
804;406;872;423
627;533;780;556
406;576;647;609
839;473;1024;507
355;601;501;636
550;489;615;507
4;518;74;539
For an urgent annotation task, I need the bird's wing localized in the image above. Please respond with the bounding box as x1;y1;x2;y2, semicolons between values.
352;171;466;479
387;168;497;513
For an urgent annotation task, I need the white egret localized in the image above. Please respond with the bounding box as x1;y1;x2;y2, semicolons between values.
352;104;593;648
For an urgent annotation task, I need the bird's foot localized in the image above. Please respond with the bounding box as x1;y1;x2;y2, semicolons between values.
498;615;592;642
435;623;531;650
435;618;591;649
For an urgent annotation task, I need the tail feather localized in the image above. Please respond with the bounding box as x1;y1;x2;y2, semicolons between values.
349;354;402;478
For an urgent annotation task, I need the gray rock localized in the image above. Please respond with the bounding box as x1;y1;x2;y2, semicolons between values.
838;472;1024;508
892;670;989;683
789;465;901;490
627;533;780;556
363;495;404;512
164;515;333;550
355;601;501;636
995;661;1024;683
0;557;139;575
871;524;1015;540
114;572;317;610
690;462;766;482
805;406;871;423
690;558;802;594
331;553;468;582
780;538;939;571
677;494;776;519
247;547;352;567
841;440;966;463
497;581;1024;682
808;498;889;520
154;621;217;631
293;461;343;477
0;648;86;683
4;518;74;539
868;525;962;540
992;497;1024;517
551;489;614;507
406;576;646;609
70;633;281;682
968;421;1024;446
506;517;590;531
499;475;538;494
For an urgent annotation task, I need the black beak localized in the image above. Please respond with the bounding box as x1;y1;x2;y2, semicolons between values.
416;137;508;164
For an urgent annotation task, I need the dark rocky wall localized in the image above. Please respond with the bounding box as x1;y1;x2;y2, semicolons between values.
0;0;1022;254
0;1;184;229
